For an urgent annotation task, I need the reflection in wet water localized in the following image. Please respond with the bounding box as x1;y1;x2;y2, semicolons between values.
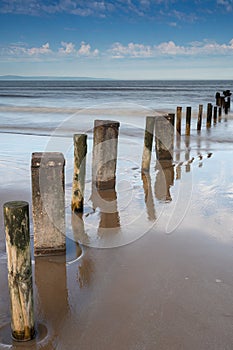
92;186;121;236
77;255;94;289
141;173;156;220
35;256;69;347
72;212;90;245
154;160;175;202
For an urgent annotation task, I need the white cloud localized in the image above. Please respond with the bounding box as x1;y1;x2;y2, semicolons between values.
110;42;152;58
27;43;51;55
59;41;76;54
156;41;186;55
0;41;99;61
78;41;99;56
1;42;52;57
1;38;233;63
155;39;233;56
217;0;233;12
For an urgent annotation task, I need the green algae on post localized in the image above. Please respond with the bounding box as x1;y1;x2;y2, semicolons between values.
3;201;35;342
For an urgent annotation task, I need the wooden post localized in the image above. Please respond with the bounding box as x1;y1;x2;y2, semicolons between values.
197;104;203;131
215;92;221;106
218;107;222;122
185;107;191;135
3;201;35;342
206;103;212;128
141;116;155;173
92;120;120;190
213;106;217;124
176;106;182;136
71;134;87;213
155;114;174;160
31;152;66;256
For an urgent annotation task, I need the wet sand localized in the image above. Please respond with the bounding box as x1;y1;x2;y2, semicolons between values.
0;112;233;349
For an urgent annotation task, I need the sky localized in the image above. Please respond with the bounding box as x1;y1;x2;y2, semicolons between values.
0;0;233;79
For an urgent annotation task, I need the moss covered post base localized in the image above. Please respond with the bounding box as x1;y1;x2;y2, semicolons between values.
3;201;35;342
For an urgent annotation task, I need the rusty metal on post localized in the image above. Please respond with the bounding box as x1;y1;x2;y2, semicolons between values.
206;103;212;128
185;107;191;135
197;104;203;131
3;201;35;342
141;116;155;173
176;106;182;136
31;152;66;256
92;120;120;190
155;114;174;161
71;134;87;213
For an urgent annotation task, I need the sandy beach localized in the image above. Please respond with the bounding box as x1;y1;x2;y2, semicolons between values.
0;105;233;349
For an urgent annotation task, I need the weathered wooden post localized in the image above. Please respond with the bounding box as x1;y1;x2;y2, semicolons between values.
213;106;217;124
215;92;221;106
176;106;182;136
141;116;155;173
218;107;222;122
3;201;35;342
71;134;87;213
206;103;212;128
155;114;174;160
197;104;203;131
31;152;66;256
92;120;120;190
185;107;191;135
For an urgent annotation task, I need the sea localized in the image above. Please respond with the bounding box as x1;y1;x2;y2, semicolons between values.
1;79;232;111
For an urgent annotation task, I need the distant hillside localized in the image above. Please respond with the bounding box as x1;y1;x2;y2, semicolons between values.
0;75;112;81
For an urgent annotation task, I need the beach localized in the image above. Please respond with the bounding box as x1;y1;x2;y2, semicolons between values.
0;80;233;349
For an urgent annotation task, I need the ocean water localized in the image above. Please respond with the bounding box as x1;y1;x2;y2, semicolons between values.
0;79;232;136
1;79;232;110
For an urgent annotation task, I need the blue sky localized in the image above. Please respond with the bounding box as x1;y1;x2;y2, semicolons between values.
0;0;233;79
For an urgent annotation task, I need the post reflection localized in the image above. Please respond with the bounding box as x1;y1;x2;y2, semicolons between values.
175;135;182;180
35;255;69;345
154;160;174;202
185;136;191;172
77;254;94;289
91;184;121;237
141;172;156;220
72;211;90;246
